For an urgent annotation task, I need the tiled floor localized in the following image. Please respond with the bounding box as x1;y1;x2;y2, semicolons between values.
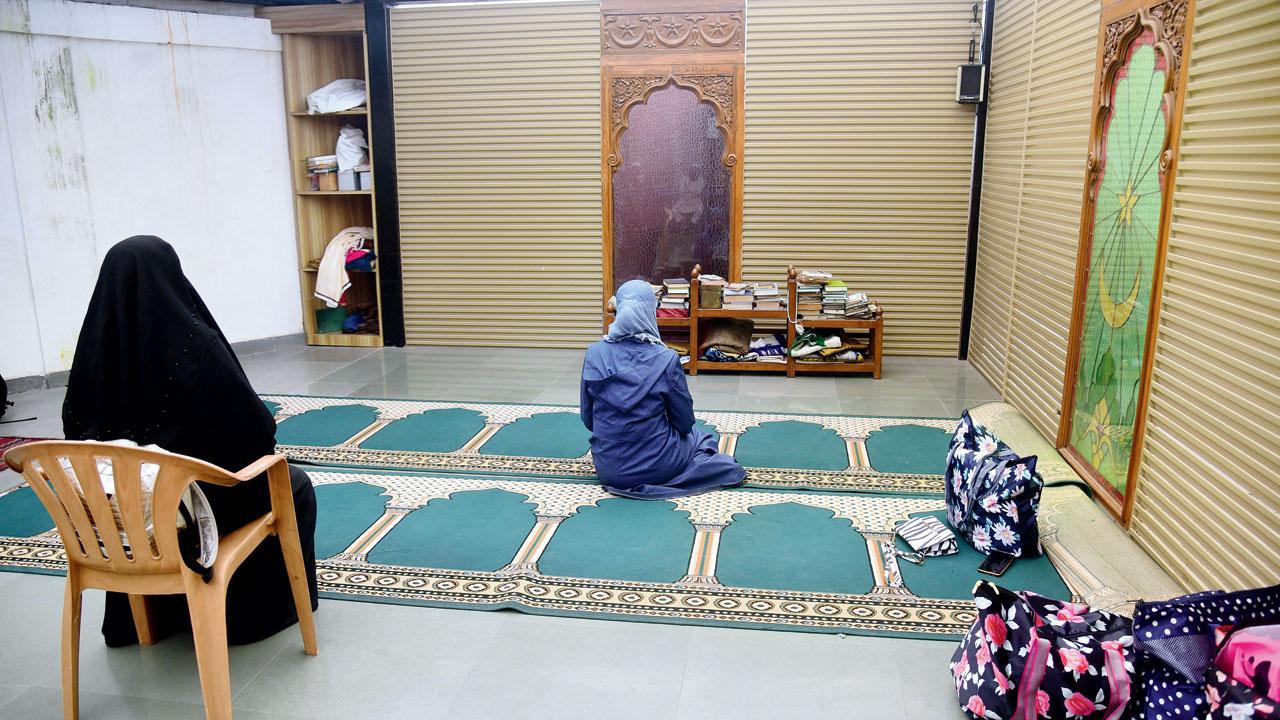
0;345;1000;719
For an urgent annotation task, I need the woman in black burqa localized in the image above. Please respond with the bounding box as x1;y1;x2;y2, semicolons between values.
62;235;318;647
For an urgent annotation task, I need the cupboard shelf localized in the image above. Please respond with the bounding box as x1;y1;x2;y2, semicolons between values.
603;265;884;379
289;108;367;117
267;9;384;349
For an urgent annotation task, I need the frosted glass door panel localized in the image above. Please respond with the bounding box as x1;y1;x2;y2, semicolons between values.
611;84;730;291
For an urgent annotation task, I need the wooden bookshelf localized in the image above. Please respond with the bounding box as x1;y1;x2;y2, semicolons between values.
785;272;884;378
266;7;383;348
605;265;883;378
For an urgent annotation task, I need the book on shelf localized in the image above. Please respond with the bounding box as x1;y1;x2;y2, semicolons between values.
723;283;753;305
797;282;824;306
753;282;780;300
700;285;723;309
822;279;848;316
663;278;690;297
840;292;874;319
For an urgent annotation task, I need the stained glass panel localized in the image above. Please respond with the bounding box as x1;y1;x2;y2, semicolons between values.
611;84;731;291
1068;30;1168;499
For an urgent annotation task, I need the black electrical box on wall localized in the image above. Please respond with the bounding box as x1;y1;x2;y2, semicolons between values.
956;63;986;104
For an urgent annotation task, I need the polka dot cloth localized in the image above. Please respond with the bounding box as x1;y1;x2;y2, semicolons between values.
1134;584;1280;720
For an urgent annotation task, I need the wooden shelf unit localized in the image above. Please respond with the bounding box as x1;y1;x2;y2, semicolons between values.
289;108;367;117
269;9;383;348
606;266;884;378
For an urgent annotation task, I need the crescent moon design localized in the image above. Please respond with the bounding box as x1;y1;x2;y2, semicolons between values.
1099;265;1141;328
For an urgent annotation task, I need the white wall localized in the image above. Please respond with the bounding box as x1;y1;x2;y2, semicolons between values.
0;0;301;381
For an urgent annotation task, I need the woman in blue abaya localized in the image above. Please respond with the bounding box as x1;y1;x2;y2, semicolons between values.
580;280;746;499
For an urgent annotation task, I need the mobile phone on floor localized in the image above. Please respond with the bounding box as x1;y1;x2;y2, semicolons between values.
978;551;1015;577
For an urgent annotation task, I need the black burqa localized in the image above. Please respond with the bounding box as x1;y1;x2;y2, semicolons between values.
62;236;318;647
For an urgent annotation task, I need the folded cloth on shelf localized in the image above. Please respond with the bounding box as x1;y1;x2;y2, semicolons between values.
314;227;373;308
344;248;376;273
699;318;754;356
789;332;842;357
306;78;367;114
817;341;865;358
342;310;364;334
749;333;787;358
703;348;759;363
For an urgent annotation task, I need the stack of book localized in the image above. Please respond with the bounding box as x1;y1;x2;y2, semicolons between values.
662;278;689;305
796;282;824;315
723;282;754;310
842;292;878;319
822;280;848;317
659;277;690;317
306;154;339;191
699;274;726;309
753;282;782;311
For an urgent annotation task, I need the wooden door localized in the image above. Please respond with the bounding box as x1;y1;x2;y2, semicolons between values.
600;0;745;305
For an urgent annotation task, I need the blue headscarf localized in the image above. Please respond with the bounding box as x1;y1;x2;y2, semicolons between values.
605;279;663;345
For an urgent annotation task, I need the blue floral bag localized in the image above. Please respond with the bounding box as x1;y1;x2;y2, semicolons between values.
945;411;1044;558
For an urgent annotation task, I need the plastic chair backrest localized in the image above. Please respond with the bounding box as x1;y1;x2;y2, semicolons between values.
4;441;235;576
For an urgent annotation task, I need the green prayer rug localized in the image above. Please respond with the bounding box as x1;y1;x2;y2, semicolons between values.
261;395;956;494
0;468;1071;640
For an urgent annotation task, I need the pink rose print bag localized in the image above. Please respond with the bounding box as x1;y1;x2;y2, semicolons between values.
1206;623;1280;720
953;582;1136;720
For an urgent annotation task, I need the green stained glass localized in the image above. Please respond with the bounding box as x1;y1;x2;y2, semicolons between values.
1069;36;1167;499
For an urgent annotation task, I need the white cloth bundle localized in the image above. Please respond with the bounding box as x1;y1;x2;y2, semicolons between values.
306;79;367;114
314;226;373;309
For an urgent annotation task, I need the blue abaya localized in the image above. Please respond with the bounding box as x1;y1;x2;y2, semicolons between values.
581;281;745;499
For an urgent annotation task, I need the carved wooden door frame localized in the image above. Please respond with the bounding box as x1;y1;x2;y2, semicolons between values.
599;1;745;309
1057;0;1195;523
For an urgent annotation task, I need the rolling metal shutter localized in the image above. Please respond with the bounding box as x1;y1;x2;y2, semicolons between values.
742;0;977;356
389;1;602;346
967;0;1100;438
1129;0;1280;591
968;0;1037;385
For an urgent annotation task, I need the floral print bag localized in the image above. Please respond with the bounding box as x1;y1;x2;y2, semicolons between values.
952;582;1137;720
946;411;1044;558
1205;623;1280;720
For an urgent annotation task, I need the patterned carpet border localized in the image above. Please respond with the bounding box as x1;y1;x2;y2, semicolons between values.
261;394;958;437
0;536;976;639
265;395;954;494
278;444;946;494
